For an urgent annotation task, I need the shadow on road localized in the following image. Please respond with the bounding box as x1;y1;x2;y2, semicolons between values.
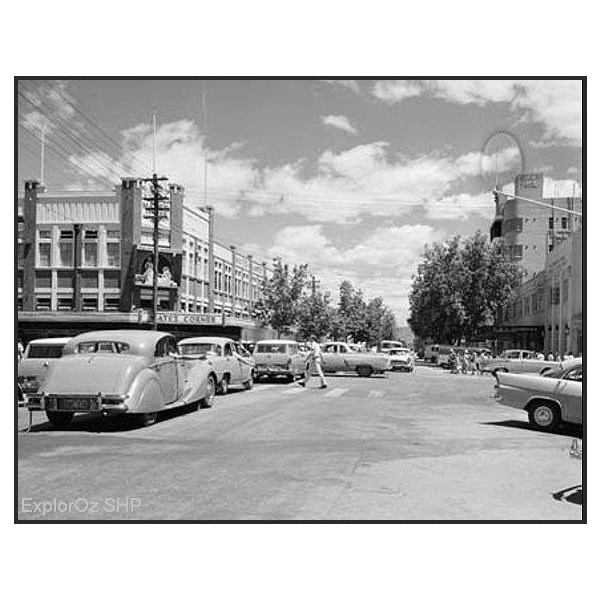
482;419;583;439
552;484;583;505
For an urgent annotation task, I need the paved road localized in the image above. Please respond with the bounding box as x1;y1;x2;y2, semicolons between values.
17;367;582;520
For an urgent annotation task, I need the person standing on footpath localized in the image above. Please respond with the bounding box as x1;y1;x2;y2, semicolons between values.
299;335;328;389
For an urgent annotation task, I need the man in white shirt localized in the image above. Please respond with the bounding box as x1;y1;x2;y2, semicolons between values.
299;335;327;389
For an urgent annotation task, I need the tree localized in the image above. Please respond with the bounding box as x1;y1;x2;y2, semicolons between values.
297;290;335;340
331;281;368;342
408;232;521;344
258;258;308;336
366;297;398;346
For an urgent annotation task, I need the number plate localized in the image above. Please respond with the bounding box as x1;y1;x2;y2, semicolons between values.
56;398;100;411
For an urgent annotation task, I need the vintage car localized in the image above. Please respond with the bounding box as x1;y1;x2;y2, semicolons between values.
388;348;415;372
493;359;582;431
17;337;72;403
178;336;255;394
252;340;305;381
321;342;391;377
481;349;558;375
27;330;218;428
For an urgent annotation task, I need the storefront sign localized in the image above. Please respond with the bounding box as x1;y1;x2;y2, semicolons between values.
156;312;219;325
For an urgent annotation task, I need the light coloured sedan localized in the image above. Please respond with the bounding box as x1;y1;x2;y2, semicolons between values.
388;348;415;372
481;349;558;375
493;359;582;431
321;342;391;377
252;340;305;382
178;337;255;394
27;330;218;428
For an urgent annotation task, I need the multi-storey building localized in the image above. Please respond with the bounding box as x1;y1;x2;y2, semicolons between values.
494;226;583;356
490;173;582;278
17;179;277;342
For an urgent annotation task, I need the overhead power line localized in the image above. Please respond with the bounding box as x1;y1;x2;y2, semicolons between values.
494;190;583;216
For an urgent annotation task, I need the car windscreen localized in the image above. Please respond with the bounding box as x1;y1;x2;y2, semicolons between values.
76;341;130;354
27;344;65;359
179;343;220;356
255;344;288;353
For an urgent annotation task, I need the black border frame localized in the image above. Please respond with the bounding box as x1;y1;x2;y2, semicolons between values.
14;76;586;524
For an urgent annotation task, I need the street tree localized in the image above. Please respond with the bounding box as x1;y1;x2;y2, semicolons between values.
366;297;398;346
259;258;308;336
297;289;335;341
408;231;521;344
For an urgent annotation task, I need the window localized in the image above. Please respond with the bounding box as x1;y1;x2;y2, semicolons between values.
82;296;98;311
36;270;52;288
561;217;568;229
104;296;120;311
83;230;98;267
27;344;65;359
81;271;98;288
224;343;233;357
564;368;582;383
58;229;74;267
38;229;52;267
106;242;120;267
548;217;554;230
36;296;51;311
77;341;130;354
512;245;523;261
57;296;74;311
104;271;120;289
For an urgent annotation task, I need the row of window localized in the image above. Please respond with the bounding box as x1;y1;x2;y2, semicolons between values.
32;228;120;269
26;295;121;312
28;269;120;290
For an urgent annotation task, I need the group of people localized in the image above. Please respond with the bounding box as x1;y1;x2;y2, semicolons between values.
448;349;485;375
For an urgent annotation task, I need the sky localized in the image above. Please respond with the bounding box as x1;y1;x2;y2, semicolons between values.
17;79;583;326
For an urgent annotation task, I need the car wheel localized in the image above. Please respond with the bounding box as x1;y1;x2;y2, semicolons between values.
201;375;217;408
46;411;74;428
528;401;561;431
218;375;229;395
357;365;372;378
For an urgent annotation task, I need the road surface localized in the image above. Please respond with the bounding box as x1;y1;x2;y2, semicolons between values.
17;366;583;520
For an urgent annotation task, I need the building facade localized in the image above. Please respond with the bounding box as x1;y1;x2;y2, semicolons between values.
495;228;583;356
490;173;582;278
17;179;277;342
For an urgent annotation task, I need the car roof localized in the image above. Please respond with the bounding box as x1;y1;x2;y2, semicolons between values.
63;330;172;355
179;336;234;345
27;337;72;345
256;339;298;345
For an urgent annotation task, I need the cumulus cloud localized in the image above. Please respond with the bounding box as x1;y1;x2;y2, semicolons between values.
264;223;444;324
323;79;360;93
369;79;582;146
372;80;423;103
321;114;359;135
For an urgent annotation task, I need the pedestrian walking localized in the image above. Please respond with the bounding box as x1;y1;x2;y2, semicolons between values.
547;352;554;362
299;335;328;389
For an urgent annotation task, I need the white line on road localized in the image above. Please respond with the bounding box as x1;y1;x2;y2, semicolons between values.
324;388;348;398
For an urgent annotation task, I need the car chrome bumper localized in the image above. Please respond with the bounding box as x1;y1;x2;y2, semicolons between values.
256;366;293;376
27;393;129;413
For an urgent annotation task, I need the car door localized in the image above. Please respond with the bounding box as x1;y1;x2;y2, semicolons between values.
153;336;178;404
224;342;243;384
555;367;583;424
234;342;252;382
321;344;340;372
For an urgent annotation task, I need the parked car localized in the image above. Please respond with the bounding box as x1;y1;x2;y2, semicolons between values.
17;337;72;403
252;340;305;381
321;342;391;377
27;330;218;428
493;359;582;431
388;348;414;372
379;340;406;354
178;336;255;394
481;349;559;375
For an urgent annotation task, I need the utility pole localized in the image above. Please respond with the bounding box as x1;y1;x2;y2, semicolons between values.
141;173;169;329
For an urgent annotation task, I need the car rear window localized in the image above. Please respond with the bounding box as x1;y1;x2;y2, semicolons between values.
27;344;65;359
255;344;288;353
76;341;130;354
179;343;220;356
